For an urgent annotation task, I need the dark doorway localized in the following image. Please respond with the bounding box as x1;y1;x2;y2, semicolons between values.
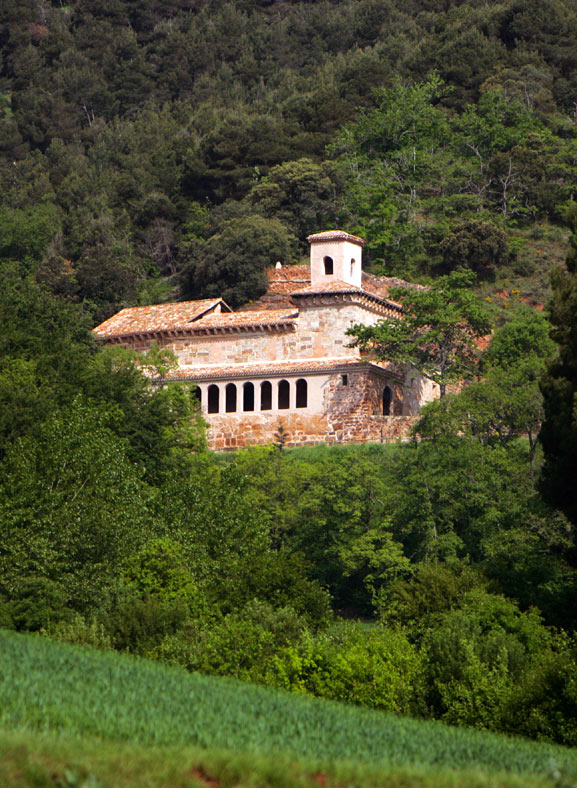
383;386;392;416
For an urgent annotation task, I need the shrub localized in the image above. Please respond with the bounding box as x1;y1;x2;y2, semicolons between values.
439;220;510;280
268;621;425;715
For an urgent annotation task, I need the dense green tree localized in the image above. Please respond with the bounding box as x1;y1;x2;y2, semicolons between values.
0;399;153;613
439;220;510;280
422;590;554;731
247;158;340;249
349;271;491;397
540;205;577;525
416;306;555;467
181;214;296;307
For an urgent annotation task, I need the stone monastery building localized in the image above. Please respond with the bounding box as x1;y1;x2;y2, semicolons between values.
93;230;439;451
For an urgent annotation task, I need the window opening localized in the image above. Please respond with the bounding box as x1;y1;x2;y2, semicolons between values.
225;383;237;413
296;378;307;408
261;380;272;410
323;256;334;275
243;381;255;412
192;386;202;406
342;374;348;386
207;384;219;414
350;258;356;277
278;379;290;410
382;386;392;416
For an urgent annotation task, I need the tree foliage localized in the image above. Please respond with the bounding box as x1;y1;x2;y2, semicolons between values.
349;271;491;396
540;204;577;524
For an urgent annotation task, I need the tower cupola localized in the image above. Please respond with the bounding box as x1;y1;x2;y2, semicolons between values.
307;230;365;289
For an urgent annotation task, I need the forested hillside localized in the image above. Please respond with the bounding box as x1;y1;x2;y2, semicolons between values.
2;0;577;315
1;0;577;751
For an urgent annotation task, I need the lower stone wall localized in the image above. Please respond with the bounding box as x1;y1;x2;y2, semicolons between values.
206;412;417;451
205;367;419;451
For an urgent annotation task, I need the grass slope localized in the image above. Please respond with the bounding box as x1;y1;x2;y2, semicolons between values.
1;630;577;787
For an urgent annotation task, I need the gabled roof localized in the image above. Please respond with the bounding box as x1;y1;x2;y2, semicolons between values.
93;299;229;339
93;300;299;341
184;308;298;334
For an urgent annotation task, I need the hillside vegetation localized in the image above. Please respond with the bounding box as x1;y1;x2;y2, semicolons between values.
2;0;577;316
1;630;576;788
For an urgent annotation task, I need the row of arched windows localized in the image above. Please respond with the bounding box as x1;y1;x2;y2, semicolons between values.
195;379;394;416
201;379;308;414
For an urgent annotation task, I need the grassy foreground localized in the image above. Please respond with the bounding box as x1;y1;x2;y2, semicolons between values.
0;729;570;788
1;630;576;787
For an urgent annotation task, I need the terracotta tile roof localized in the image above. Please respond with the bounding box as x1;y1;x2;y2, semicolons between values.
290;279;403;311
186;308;298;332
291;279;365;296
307;230;365;246
266;265;311;294
263;266;415;303
93;299;228;339
165;357;372;381
93;302;298;340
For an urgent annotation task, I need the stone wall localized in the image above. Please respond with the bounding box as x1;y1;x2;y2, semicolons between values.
206;410;417;451
116;301;386;368
205;368;416;451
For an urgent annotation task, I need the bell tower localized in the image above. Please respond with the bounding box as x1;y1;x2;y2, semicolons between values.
308;230;365;289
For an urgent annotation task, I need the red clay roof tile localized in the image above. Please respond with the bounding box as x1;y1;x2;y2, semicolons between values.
165;357;372;381
93;299;228;338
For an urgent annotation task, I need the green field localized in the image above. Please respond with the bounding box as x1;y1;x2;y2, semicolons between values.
1;630;576;787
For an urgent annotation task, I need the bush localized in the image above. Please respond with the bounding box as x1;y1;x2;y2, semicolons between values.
421;591;553;731
503;643;577;746
268;621;425;715
106;593;190;655
154;601;308;681
439;220;510;280
8;577;71;632
378;563;487;631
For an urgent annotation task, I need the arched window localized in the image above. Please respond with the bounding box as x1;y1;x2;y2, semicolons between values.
207;384;219;414
243;381;255;412
382;386;392;416
260;380;272;411
323;256;334;275
351;258;356;277
278;379;290;410
225;383;237;413
296;378;307;408
192;386;202;408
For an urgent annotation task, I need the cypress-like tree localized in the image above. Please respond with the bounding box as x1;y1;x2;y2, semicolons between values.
540;206;577;524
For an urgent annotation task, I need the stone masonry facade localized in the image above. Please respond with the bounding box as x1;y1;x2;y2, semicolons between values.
93;230;439;451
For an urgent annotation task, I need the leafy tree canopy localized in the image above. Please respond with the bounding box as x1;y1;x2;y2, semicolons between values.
181;214;296;308
349;270;492;396
540;203;577;524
